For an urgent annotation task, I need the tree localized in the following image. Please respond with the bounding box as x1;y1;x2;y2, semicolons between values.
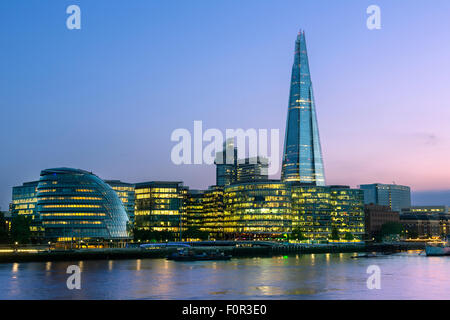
289;227;307;241
0;212;9;244
10;215;31;244
330;227;340;241
380;222;403;237
344;232;354;241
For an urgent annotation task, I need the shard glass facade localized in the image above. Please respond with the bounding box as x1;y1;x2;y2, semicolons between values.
282;31;325;186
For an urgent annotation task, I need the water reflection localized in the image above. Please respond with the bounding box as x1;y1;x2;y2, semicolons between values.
0;253;449;299
136;259;141;271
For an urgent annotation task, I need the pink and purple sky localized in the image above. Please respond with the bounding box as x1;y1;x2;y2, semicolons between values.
1;0;450;209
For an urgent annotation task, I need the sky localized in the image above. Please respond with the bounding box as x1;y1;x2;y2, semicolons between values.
1;0;450;209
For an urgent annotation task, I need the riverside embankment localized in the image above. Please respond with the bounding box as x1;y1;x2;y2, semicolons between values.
0;242;426;263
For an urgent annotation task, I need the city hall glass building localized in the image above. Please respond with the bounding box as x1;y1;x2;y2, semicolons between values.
36;168;130;241
105;180;135;224
282;31;325;186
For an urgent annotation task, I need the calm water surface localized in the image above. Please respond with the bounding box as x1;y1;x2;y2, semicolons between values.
0;252;449;299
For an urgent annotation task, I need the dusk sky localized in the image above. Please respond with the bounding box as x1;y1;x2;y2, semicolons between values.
1;0;450;209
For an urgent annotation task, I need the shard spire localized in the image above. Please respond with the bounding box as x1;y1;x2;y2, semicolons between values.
281;30;325;185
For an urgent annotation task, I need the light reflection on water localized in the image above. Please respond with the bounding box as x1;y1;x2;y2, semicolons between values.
0;252;449;300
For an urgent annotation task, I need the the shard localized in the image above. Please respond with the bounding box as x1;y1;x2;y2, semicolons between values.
281;30;325;185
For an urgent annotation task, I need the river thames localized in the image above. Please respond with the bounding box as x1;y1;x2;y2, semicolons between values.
0;252;449;299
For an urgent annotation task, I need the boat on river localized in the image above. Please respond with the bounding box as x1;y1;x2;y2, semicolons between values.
167;249;232;261
425;239;450;256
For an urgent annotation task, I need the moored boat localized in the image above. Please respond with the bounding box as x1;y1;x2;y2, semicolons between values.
167;249;232;261
425;242;450;256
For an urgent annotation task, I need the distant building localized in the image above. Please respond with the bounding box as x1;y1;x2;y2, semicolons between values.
134;181;185;237
215;139;269;186
400;206;450;239
105;180;135;224
359;183;411;212
401;206;448;216
400;213;449;239
37;168;130;242
215;139;237;187
364;204;400;240
236;157;268;183
10;181;43;240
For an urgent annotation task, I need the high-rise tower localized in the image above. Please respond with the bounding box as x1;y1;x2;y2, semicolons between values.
281;31;325;186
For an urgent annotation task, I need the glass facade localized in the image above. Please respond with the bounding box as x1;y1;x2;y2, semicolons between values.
105;180;135;224
184;190;205;230
11;181;44;239
223;181;292;239
282;31;325;186
215;138;238;186
290;184;364;241
359;183;411;212
330;186;365;241
236;157;269;183
201;186;224;239
216;139;268;186
134;181;184;235
37;168;130;241
291;184;332;240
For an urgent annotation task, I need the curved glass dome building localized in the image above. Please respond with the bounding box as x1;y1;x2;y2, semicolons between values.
36;168;130;241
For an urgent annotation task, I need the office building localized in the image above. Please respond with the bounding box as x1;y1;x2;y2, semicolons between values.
401;206;448;216
281;31;325;185
37;168;130;241
215;139;269;186
10;181;43;240
134;181;185;237
290;184;365;241
359;183;411;212
236;157;268;183
400;214;449;239
364;204;400;240
223;181;292;239
201;185;225;239
330;186;365;241
105;180;135;224
290;184;331;240
184;189;205;230
215;138;238;187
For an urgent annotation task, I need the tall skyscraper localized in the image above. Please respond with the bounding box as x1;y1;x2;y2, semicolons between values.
215;138;237;187
282;30;325;186
215;138;269;186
